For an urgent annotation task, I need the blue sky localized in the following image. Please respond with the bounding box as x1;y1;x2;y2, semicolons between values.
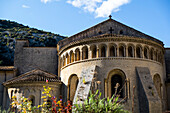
0;0;170;47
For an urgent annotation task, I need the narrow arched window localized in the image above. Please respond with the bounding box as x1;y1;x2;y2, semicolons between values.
150;49;153;60
144;48;148;59
111;75;123;98
66;54;70;64
119;46;125;57
128;46;133;57
82;46;88;60
92;46;97;58
75;49;80;61
101;46;106;57
110;46;116;57
68;75;79;101
136;47;141;58
70;51;74;63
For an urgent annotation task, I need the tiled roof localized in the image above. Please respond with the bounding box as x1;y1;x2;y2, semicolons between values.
3;69;61;86
0;66;16;71
58;18;163;49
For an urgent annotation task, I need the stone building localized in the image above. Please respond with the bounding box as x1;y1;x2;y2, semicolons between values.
0;17;170;113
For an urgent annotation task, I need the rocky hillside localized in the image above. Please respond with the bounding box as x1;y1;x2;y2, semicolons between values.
0;20;65;66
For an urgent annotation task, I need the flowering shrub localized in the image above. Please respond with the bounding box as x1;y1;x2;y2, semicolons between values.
10;81;128;113
11;96;36;113
73;90;129;113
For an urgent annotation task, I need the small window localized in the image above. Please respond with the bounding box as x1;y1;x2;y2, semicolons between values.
101;46;106;57
119;46;125;57
120;30;123;35
128;46;133;57
110;46;116;57
98;31;102;34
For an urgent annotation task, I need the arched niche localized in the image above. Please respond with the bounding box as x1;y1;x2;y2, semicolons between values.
128;45;134;57
153;74;162;99
99;44;107;57
28;95;35;106
70;51;74;63
109;45;116;57
82;46;88;60
106;69;126;98
67;74;79;101
149;48;154;60
119;45;125;57
75;48;80;61
144;46;149;59
136;45;142;58
90;45;97;58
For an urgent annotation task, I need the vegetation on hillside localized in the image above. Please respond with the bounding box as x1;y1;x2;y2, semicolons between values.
0;19;65;66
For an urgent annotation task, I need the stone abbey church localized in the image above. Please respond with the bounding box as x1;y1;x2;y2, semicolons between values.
0;17;170;113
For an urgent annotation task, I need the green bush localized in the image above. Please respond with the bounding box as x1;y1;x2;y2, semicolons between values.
73;90;129;113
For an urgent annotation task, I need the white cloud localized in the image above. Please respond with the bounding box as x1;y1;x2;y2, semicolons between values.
22;5;30;8
41;0;51;4
67;0;130;18
41;0;59;4
67;0;102;13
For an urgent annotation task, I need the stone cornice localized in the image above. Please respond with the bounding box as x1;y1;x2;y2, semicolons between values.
4;81;62;88
0;66;17;71
61;57;162;71
58;35;164;55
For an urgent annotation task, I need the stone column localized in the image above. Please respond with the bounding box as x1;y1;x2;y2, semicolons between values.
98;48;101;57
105;79;108;98
142;49;144;58
106;45;109;57
126;47;128;57
117;48;119;57
88;47;92;59
134;47;136;58
97;48;99;58
80;50;82;60
66;56;68;65
73;52;75;62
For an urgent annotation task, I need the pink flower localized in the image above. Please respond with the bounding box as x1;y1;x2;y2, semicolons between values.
46;79;48;83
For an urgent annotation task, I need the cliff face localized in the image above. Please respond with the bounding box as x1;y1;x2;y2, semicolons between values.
0;19;65;66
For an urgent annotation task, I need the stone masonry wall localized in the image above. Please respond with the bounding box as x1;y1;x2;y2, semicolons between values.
60;57;165;112
14;40;58;75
